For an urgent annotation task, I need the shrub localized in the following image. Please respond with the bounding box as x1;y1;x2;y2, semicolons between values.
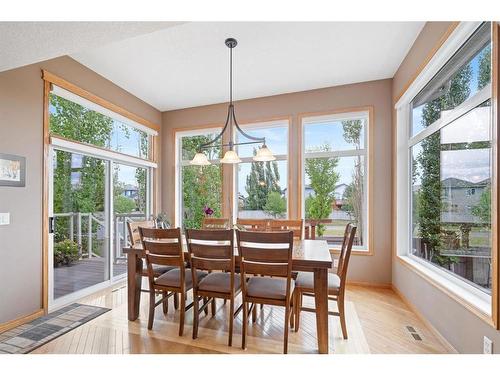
54;239;80;267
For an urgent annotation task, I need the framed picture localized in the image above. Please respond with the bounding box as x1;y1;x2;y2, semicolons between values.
0;153;26;187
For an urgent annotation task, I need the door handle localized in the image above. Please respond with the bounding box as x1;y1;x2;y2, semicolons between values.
49;217;54;234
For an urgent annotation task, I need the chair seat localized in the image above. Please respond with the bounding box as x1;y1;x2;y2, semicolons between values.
246;277;294;301
198;272;241;294
155;268;208;290
294;271;340;293
142;264;175;277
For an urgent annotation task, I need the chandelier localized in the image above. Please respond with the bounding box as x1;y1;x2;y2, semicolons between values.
190;38;275;166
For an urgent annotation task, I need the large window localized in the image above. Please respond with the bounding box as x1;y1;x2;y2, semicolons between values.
409;23;492;294
176;129;223;229
235;121;289;220
302;111;369;250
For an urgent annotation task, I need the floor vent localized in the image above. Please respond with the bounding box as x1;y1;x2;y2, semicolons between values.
406;326;423;341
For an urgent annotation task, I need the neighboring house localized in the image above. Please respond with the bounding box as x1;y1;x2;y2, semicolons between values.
123;184;138;199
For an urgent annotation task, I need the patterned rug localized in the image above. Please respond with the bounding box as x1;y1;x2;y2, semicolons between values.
0;303;110;354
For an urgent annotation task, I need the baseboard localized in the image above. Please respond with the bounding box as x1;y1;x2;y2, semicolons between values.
347;280;392;289
0;309;45;334
391;284;459;354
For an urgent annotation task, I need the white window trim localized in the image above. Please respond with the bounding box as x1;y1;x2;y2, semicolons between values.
301;110;370;252
395;21;493;315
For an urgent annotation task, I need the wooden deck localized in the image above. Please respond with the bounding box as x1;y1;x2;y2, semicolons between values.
54;258;127;299
34;282;452;354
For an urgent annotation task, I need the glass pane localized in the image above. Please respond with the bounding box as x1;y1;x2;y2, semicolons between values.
112;164;148;278
304;118;365;152
181;164;222;229
411;100;492;293
181;132;222;161
304;156;366;248
411;23;491;137
236;126;288;158
236;160;288;219
53;150;110;299
49;93;150;159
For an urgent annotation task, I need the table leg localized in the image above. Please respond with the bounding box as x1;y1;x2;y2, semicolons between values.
127;253;142;321
313;267;329;354
311;224;316;240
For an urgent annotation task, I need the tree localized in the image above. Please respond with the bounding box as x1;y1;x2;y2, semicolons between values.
341;119;364;244
114;195;137;214
305;144;339;236
245;149;281;210
472;186;491;223
264;191;287;218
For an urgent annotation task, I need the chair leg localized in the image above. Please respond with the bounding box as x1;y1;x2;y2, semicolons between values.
192;292;199;339
295;291;302;332
211;298;216;316
174;293;179;310
242;302;248;350
338;296;348;339
148;290;155;330
284;304;290;354
252;302;257;323
228;298;234;347
162;292;168;314
290;292;295;329
179;292;186;336
203;297;209;315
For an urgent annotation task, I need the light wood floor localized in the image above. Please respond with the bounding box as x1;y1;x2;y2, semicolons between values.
32;282;451;354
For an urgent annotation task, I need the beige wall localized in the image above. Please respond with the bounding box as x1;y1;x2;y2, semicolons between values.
162;79;393;284
0;56;161;324
392;22;500;353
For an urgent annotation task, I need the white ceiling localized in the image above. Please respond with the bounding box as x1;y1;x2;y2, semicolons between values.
71;22;424;111
0;22;182;72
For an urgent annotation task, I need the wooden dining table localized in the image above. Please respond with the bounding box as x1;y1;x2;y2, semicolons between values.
123;239;333;354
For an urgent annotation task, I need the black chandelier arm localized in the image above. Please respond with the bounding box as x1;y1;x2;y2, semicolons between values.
232;106;266;143
197;105;232;151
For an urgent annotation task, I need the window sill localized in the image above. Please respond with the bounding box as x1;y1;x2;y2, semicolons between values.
396;254;493;326
330;247;373;256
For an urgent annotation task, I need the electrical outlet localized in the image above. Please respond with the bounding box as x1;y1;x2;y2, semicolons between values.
333;259;339;268
483;336;493;354
0;213;10;226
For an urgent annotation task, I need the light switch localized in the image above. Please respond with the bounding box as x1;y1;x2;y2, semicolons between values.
0;213;10;225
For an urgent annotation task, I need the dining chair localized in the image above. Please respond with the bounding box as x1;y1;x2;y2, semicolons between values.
186;228;241;346
236;230;294;353
201;217;230;230
127;220;155;248
293;223;357;339
269;219;304;240
236;218;269;231
140;227;208;336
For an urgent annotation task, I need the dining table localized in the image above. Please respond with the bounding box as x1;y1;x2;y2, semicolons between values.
123;239;333;354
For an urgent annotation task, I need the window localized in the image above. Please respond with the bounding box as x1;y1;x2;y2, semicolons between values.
302;111;370;250
235;121;288;220
409;23;492;294
176;129;223;229
49;86;153;160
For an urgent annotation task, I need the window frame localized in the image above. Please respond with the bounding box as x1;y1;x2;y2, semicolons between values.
299;108;374;255
394;21;498;325
232;119;291;223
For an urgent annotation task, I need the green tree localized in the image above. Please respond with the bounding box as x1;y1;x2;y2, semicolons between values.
245;149;281;210
114;195;137;214
264;191;287;218
305;144;339;236
472;186;491;223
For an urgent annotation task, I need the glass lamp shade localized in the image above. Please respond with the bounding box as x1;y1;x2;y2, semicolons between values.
253;144;276;162
220;149;242;164
190;152;211;166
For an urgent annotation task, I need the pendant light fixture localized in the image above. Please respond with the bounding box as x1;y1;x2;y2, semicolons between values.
190;38;275;166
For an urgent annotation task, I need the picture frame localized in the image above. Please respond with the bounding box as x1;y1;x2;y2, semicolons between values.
0;153;26;187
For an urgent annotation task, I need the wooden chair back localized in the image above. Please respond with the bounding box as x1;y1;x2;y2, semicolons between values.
236;218;269;231
269;219;303;240
127;220;154;247
140;227;185;269
336;223;357;287
236;230;293;279
201;217;230;230
186;229;235;272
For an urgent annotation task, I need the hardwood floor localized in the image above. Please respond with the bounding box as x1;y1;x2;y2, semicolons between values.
32;282;451;354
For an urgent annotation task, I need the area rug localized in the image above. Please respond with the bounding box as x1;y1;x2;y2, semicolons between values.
0;303;110;354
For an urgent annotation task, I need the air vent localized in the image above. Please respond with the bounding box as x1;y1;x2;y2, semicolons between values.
406;326;423;341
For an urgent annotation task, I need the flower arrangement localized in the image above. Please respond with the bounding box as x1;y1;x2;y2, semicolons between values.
203;205;214;216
